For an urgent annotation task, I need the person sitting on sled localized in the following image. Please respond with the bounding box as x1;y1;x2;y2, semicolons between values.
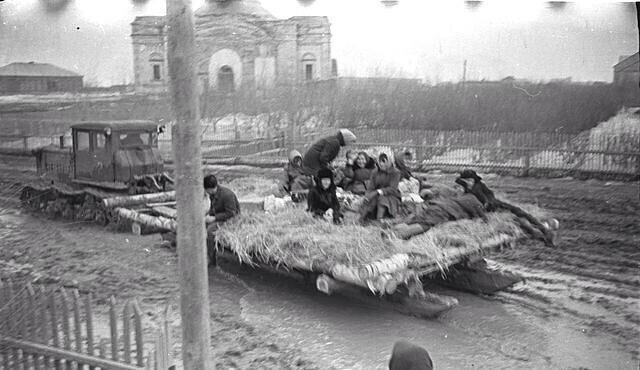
359;153;403;222
307;167;343;224
204;174;241;265
341;151;376;195
280;149;312;201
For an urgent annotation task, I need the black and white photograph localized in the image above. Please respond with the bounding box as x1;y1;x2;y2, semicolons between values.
0;0;638;368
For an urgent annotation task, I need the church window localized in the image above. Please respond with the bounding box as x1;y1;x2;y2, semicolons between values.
153;65;161;81
305;64;313;81
302;53;317;81
149;52;163;81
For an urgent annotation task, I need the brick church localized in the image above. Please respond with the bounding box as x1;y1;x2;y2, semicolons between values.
131;0;335;94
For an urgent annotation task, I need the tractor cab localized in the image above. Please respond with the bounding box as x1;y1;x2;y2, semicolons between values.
36;120;166;190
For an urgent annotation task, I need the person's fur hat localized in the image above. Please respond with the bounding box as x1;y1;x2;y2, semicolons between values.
338;129;357;145
459;169;482;181
317;167;334;180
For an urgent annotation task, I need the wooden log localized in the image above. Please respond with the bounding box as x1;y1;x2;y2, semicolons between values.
147;201;177;207
358;254;410;278
216;249;308;283
436;259;523;294
114;208;177;233
101;191;176;208
414;233;514;277
315;274;457;318
151;206;177;218
316;274;345;295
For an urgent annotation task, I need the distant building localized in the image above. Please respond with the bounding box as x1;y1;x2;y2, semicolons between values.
613;53;639;87
0;62;83;94
131;0;334;94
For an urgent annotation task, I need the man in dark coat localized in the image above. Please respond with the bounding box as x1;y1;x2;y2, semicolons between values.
393;193;486;239
307;168;343;224
204;174;240;265
456;169;555;246
301;129;357;176
388;340;433;370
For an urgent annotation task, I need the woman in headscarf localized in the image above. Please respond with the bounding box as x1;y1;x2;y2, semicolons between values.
359;153;403;221
341;151;376;195
280;149;312;194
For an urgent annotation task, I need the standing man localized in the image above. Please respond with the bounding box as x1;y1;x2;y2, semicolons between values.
204;174;240;265
302;129;357;176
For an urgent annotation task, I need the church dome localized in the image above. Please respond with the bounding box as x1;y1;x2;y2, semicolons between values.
195;0;276;20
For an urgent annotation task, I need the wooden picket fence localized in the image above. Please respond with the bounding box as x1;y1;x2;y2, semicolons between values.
0;280;172;370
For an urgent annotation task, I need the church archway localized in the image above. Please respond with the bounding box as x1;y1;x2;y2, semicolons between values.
208;48;242;92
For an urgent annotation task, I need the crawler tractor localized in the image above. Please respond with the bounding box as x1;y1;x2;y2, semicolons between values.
20;121;173;224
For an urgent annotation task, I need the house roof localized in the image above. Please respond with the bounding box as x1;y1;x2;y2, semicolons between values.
0;62;82;77
72;121;158;131
132;16;166;25
613;52;639;72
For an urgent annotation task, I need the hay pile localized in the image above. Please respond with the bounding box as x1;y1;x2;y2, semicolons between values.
226;177;281;198
216;207;524;273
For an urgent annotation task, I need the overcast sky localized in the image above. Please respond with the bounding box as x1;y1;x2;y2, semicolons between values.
0;0;637;85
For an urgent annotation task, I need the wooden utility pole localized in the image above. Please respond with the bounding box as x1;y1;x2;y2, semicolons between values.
165;0;211;369
462;59;467;85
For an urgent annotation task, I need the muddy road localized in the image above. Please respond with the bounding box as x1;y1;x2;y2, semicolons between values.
1;156;638;369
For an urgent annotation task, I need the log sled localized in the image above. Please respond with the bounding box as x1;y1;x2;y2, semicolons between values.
100;192;557;318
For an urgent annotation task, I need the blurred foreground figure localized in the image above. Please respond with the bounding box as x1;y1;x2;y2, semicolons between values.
389;340;433;370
